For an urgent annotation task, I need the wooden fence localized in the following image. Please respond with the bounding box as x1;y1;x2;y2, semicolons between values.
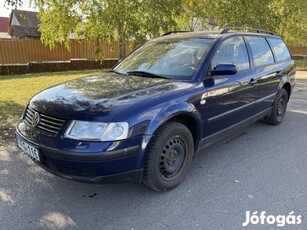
0;38;305;65
0;38;305;74
288;46;307;55
0;39;133;65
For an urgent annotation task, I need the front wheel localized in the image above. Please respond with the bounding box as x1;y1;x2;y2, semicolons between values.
264;88;289;125
143;122;194;192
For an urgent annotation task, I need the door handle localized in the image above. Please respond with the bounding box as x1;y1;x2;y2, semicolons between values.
249;78;256;86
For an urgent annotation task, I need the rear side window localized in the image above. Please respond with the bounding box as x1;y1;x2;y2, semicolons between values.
268;38;291;62
245;36;274;67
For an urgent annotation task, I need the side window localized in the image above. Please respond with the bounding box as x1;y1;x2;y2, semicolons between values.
211;36;250;71
245;36;274;67
268;38;291;62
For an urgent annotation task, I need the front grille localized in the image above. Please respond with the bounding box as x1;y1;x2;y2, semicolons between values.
24;106;65;135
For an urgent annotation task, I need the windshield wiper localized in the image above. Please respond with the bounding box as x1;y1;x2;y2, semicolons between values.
127;71;169;79
108;69;128;75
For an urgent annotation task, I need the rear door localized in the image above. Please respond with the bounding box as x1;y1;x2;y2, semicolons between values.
244;36;281;112
267;37;294;85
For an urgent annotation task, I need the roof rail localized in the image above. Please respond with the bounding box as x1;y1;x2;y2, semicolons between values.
161;31;191;36
220;27;275;35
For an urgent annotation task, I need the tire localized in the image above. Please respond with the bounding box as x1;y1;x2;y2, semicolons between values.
264;88;288;125
143;122;194;192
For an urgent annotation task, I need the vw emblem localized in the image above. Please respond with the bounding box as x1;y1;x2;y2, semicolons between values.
32;112;40;127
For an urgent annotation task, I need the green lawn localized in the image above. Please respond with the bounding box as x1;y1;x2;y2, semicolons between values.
0;70;101;144
295;59;307;70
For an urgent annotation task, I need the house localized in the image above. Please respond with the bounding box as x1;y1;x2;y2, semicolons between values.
207;19;218;30
0;17;10;38
8;9;40;39
185;18;218;31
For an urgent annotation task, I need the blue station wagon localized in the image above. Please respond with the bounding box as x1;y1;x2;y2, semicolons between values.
16;27;295;191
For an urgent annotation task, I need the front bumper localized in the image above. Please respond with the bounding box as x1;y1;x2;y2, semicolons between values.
16;119;147;183
39;161;143;183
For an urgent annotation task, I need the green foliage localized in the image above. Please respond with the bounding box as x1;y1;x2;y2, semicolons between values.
37;1;82;51
31;0;184;58
179;0;210;30
3;0;23;8
4;0;307;55
205;0;307;46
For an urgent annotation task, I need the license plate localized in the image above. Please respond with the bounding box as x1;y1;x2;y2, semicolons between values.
16;135;40;161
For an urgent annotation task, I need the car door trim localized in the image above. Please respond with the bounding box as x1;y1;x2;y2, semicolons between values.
198;107;272;151
208;93;276;122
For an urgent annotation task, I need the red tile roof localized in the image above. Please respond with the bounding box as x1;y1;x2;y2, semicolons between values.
0;17;9;33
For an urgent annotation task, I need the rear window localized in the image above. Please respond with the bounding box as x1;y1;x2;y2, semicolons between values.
245;36;274;67
268;38;291;62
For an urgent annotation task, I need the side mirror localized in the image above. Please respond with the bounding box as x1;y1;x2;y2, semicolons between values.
210;64;238;76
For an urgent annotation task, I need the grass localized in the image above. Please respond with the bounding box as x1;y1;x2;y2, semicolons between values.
295;59;307;70
0;69;102;144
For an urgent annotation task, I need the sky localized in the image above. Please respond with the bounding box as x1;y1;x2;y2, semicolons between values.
0;0;37;17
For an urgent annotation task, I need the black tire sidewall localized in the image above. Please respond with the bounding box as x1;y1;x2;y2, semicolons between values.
273;89;288;124
144;122;194;191
264;88;288;125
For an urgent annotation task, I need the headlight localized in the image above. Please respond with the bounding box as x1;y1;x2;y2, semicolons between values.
64;120;129;141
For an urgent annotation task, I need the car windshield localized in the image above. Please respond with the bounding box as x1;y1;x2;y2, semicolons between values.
113;38;213;80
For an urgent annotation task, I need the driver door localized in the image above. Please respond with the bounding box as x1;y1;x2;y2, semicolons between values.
202;36;258;137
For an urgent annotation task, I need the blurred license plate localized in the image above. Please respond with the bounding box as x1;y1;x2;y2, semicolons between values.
16;135;40;161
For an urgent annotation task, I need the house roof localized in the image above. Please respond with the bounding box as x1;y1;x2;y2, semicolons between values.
9;9;40;38
0;17;9;32
11;9;39;27
208;19;218;26
10;25;41;37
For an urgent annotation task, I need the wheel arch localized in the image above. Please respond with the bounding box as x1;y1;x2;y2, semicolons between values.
282;82;291;101
166;113;200;150
146;108;203;152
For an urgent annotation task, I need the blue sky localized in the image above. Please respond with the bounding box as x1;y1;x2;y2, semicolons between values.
0;0;37;17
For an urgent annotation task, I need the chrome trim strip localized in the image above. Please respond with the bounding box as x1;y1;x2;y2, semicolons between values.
24;106;65;135
37;125;58;134
40;113;65;122
199;108;272;149
27;108;34;115
40;118;63;126
25;113;33;119
25;116;32;124
39;122;60;130
208;93;276;122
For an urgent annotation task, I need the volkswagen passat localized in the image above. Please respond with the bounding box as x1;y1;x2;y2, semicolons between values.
16;28;295;191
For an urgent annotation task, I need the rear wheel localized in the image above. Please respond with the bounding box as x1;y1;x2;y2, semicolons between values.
264;88;288;125
143;122;194;192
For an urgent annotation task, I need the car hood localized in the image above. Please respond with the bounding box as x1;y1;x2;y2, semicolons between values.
29;72;183;121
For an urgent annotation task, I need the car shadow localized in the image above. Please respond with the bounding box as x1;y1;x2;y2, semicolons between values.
0;100;24;145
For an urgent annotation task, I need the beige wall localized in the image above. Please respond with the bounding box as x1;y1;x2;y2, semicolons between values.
0;33;10;39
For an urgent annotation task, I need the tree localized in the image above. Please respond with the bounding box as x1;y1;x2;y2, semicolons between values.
205;0;307;46
270;0;307;47
5;0;183;59
179;0;210;31
4;0;307;54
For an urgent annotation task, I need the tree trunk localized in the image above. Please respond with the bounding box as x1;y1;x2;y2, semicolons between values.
119;24;126;59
